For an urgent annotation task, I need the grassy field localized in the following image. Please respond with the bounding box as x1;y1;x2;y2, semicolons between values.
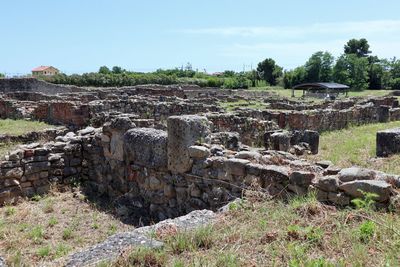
248;87;392;99
113;192;400;266
219;99;267;111
307;121;400;174
0;119;52;136
0;187;133;266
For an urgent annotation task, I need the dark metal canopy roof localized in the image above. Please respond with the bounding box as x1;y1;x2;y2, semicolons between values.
293;82;349;90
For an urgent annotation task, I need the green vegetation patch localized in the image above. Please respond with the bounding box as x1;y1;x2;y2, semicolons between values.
0;119;52;136
219;99;267;111
114;193;400;266
307;121;400;174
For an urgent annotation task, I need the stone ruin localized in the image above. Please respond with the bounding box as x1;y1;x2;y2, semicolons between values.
1;78;400;265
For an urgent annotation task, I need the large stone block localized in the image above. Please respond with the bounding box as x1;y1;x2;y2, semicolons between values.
124;128;168;169
167;115;211;173
339;180;391;202
376;128;400;157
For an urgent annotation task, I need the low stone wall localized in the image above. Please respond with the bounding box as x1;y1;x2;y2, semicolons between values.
258;101;397;132
31;102;91;128
1;116;399;223
206;113;279;146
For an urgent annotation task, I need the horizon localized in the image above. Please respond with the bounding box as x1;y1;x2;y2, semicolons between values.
1;0;400;75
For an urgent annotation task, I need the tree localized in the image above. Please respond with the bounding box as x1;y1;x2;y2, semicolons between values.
344;38;371;57
0;73;5;78
367;56;385;89
256;58;283;86
112;66;124;74
98;66;111;74
391;58;400;79
304;51;334;82
333;54;369;90
283;66;306;89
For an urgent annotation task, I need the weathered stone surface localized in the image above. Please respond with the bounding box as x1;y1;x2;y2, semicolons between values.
260;165;290;184
167;115;210;173
234;151;262;160
24;161;50;175
289;171;315;185
339;180;391;202
1;167;23;179
124;128;168;169
316;176;340;192
338;167;376;182
328;192;350;206
376;128;400;157
316;160;332;169
225;158;250;176
188;145;210;159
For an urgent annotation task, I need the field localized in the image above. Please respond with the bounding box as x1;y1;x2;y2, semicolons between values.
0;119;52;136
248;87;393;99
307;121;400;174
219;99;267;111
114;192;400;266
0;187;134;266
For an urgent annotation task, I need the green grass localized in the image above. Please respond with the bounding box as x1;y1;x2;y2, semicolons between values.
0;142;22;159
307;121;400;174
114;193;400;266
249;86;392;99
219;99;267;111
0;119;52;136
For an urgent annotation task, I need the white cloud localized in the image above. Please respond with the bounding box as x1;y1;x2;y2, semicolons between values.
180;20;400;38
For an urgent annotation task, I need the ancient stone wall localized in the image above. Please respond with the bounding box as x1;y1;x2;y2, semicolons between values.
1;115;399;220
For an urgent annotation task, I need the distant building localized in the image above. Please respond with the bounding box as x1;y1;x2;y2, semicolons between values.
31;66;60;76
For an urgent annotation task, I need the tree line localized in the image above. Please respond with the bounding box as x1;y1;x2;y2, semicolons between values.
265;38;400;90
43;63;254;89
39;38;400;90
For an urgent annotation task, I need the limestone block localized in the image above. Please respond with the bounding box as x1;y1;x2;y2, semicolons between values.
338;167;376;182
376;128;400;157
124;128;168;169
24;161;50;175
225;158;250;176
167;115;211;173
289;171;315;186
339;180;391;202
188;146;210;159
316;176;340;192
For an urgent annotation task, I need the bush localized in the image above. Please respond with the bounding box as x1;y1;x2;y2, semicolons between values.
358;220;376;242
391;78;400;89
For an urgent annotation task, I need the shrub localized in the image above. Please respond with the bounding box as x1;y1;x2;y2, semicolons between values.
351;190;378;210
391;78;400;90
358;220;376;242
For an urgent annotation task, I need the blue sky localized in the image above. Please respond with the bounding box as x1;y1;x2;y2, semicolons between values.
1;0;400;75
